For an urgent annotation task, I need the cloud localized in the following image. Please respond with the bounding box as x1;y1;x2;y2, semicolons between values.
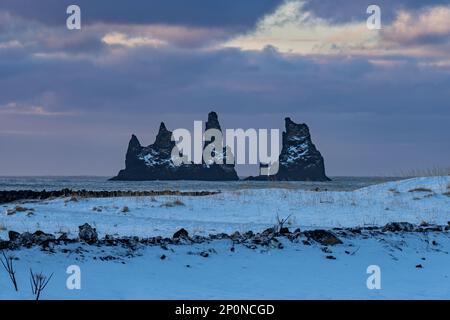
223;1;377;55
0;0;449;175
382;6;450;45
102;32;167;48
0;102;76;116
0;0;281;29
223;1;450;66
301;0;450;23
0;40;22;49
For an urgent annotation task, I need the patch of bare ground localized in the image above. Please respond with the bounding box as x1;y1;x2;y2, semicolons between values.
408;187;433;193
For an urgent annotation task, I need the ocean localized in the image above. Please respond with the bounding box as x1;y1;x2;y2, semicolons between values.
0;176;401;192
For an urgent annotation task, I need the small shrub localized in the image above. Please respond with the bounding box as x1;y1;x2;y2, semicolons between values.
274;213;292;233
30;269;53;300
1;251;18;291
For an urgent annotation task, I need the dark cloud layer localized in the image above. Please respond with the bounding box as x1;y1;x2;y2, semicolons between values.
2;45;449;117
1;44;449;176
0;0;281;29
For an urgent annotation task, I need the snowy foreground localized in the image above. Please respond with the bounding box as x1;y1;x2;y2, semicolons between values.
0;176;449;299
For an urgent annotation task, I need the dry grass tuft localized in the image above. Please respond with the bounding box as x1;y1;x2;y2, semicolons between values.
6;206;34;216
388;188;400;194
161;199;185;208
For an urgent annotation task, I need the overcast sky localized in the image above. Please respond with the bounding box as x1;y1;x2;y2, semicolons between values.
0;0;449;177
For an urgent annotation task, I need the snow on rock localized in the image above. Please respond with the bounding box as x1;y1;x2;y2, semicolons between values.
111;112;239;181
247;117;329;181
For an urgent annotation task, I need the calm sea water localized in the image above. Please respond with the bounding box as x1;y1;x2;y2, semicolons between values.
0;176;402;192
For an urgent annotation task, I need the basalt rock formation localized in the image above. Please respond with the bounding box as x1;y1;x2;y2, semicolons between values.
111;112;239;181
247;117;330;181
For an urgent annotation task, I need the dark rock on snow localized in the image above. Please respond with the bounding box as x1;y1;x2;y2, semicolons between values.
6;230;55;248
173;228;189;239
303;230;343;246
32;230;56;244
8;231;21;242
382;222;415;232
0;240;11;250
78;223;98;244
2;222;449;252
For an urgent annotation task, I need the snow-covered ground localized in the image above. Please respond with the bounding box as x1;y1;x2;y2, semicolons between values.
0;176;449;299
1;176;449;238
1;232;449;299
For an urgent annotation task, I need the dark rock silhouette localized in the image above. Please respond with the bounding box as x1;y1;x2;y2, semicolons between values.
111;112;239;181
247;117;330;181
0;189;218;204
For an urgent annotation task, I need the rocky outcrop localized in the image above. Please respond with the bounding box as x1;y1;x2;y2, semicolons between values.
201;112;238;179
1;223;448;252
79;223;98;244
303;230;342;246
247;117;330;181
111;112;239;181
382;222;415;232
173;228;189;239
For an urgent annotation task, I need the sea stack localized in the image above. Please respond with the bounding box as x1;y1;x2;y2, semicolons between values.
247;117;330;181
111;112;239;181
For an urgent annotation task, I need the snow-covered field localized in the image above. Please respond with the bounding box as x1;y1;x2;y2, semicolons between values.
1;176;449;238
0;176;449;299
1;232;449;300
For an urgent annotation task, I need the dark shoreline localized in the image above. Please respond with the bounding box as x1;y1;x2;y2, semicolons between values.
0;189;219;204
